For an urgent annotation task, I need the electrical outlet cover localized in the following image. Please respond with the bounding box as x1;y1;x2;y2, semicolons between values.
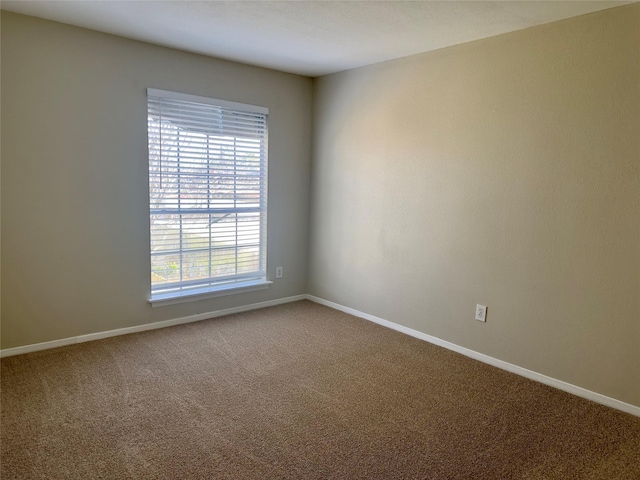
475;304;487;322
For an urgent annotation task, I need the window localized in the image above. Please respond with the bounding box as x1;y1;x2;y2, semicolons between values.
147;89;269;305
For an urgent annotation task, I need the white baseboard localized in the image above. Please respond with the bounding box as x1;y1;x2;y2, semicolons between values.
2;292;638;418
305;295;640;418
0;294;307;359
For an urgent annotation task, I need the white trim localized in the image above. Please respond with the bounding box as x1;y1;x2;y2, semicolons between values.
0;295;306;359
305;295;640;418
2;292;638;417
149;280;273;307
147;88;269;114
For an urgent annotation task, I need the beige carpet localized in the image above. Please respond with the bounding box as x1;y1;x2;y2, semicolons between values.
2;300;639;479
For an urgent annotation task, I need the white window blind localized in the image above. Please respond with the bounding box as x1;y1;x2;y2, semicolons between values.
147;88;268;302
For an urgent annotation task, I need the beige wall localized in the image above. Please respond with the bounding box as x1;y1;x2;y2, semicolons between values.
1;12;312;348
309;4;640;406
2;5;639;408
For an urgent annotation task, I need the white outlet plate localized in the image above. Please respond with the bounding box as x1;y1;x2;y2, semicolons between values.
475;304;487;322
275;266;283;279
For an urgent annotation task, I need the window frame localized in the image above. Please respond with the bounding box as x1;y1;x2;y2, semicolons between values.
146;88;271;307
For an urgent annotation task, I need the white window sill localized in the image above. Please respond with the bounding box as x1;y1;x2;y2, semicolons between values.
149;279;273;307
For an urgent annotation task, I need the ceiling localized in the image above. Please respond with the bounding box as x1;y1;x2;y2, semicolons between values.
1;1;631;77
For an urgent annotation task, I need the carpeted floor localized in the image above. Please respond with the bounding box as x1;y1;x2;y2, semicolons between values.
1;300;639;479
